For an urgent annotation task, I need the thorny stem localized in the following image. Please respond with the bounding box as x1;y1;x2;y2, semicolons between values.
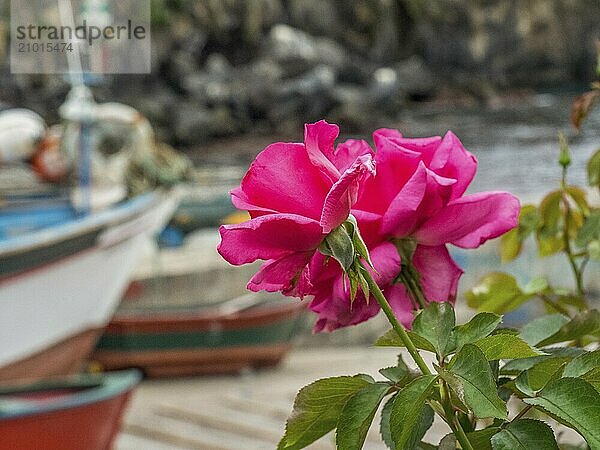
397;270;427;309
360;261;431;376
513;404;533;421
440;380;475;450
452;415;475;450
560;166;587;307
360;262;475;450
539;293;572;318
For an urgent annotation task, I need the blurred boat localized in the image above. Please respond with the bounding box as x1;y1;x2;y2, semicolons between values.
0;370;140;450
157;179;243;248
93;231;306;377
0;191;177;382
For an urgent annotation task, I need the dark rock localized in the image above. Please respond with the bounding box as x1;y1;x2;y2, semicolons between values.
287;0;340;36
394;56;436;100
269;65;337;128
173;103;238;145
265;25;347;74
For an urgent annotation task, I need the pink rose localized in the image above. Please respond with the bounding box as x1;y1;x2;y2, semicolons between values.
217;120;375;296
306;129;519;331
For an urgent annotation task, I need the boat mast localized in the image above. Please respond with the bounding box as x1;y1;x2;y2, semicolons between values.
57;0;107;216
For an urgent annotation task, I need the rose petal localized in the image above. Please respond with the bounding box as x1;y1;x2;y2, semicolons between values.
304;120;341;183
429;131;477;200
309;278;380;333
247;251;314;297
414;192;520;248
333;139;374;173
413;245;463;303
381;162;428;237
218;214;322;265
307;252;337;284
236;141;331;220
369;241;402;286
416;166;456;219
230;187;275;218
389;136;443;165
356;130;421;214
381;162;455;237
385;283;418;328
353;209;384;248
373;128;403;144
320;153;375;233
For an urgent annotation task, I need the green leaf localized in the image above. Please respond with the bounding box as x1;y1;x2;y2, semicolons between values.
515;358;567;397
336;382;390;450
412;302;456;357
500;228;521;263
589;240;600;261
379;365;409;383
356;265;370;303
416;443;437;450
446;344;507;420
563;350;600;378
466;272;531;314
318;224;354;272
438;433;457;450
537;310;600;347
524;378;600;450
519;314;570;346
466;427;500;450
565;186;589;216
587;149;600;187
473;334;544;360
575;211;600;248
537;234;564;257
500;205;540;262
380;396;395;449
454;312;502;352
389;375;438;450
381;397;433;450
375;329;437;353
559;444;592;450
278;376;370;450
501;347;586;375
411;406;434;450
490;419;559;450
537;190;563;257
345;215;373;268
555;292;588;311
522;277;549;295
582;367;600;393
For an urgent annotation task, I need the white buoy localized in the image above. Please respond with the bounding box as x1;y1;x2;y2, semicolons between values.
0;109;46;163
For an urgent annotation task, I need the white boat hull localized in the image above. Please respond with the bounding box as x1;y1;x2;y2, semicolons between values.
0;192;176;378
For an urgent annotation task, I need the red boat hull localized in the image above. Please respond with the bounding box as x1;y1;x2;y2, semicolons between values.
0;371;139;450
0;392;132;450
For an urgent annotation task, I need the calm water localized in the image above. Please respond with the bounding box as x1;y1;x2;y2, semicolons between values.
395;94;599;199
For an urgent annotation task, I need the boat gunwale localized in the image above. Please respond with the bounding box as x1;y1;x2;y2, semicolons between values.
104;301;306;334
0;192;162;258
0;370;140;420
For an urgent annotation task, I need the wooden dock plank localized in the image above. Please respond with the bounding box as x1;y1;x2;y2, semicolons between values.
116;347;443;449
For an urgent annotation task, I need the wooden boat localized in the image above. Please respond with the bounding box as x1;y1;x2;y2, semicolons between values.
0;370;140;450
93;231;306;377
0;191;177;382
